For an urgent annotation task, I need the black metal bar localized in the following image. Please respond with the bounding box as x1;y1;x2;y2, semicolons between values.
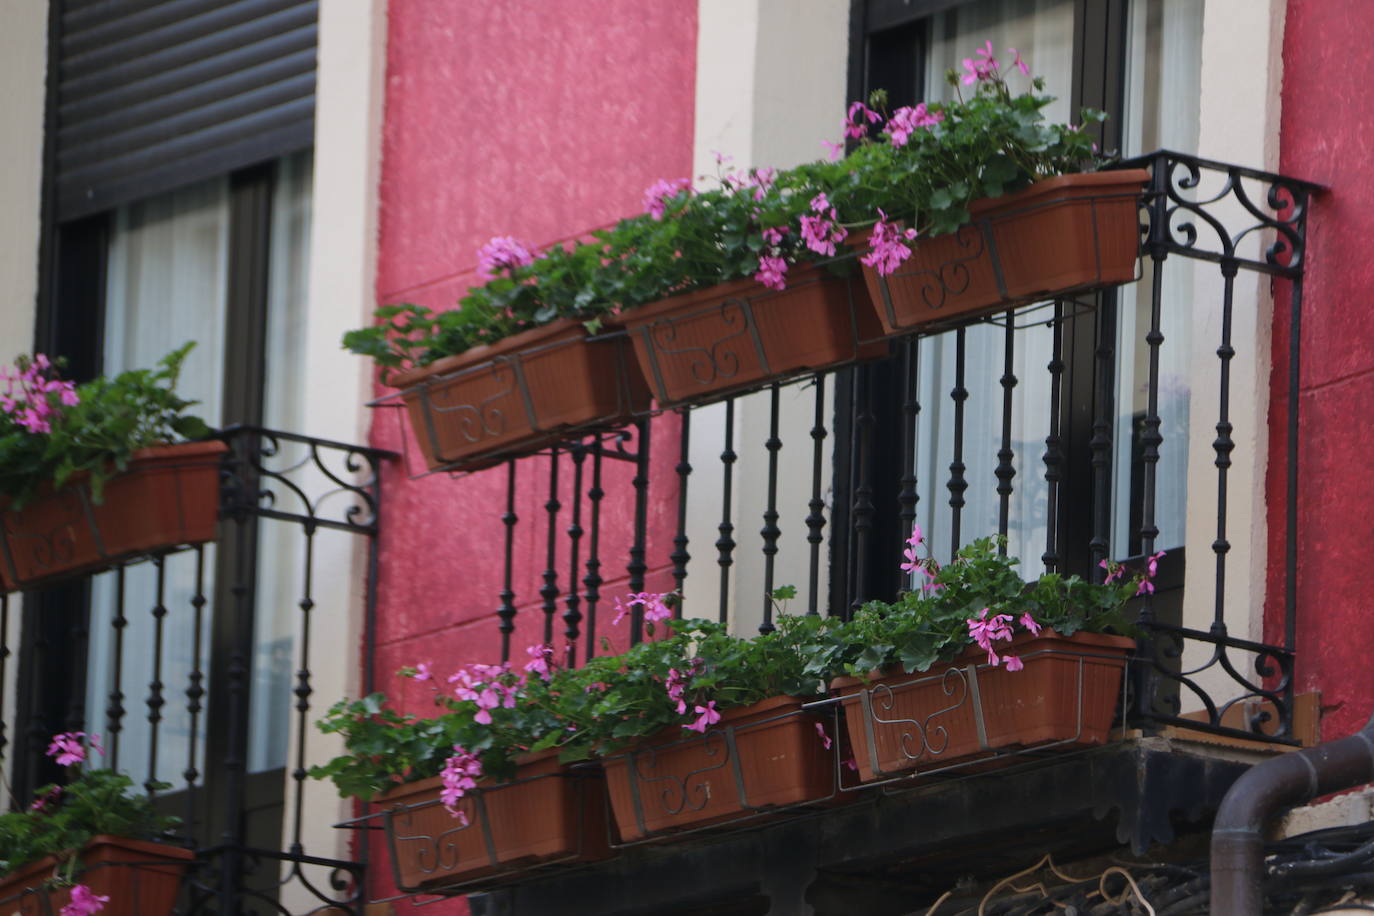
897;344;919;569
541;447;561;647
145;556;167;797
670;412;692;613
1090;293;1118;576
563;442;586;663
1213;263;1239;634
717;400;736;626
807;375;828;615
760;384;782;634
1138;258;1166;586
184;548;206;829
948;328;969;559
584;441;605;663
107;565;128;770
628;419;651;644
290;523;317;853
850;368;875;615
498;460;517;664
0;593;8;770
64;580;90;733
1043;303;1066;573
996;314;1018;549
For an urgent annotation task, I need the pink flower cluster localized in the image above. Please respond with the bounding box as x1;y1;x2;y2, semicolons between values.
643;177;692;220
843;101;882;140
439;745;483;822
665;658;704;714
1;354;78;435
885;103;943;148
685;700;721;733
612;591;675;626
860;210;918;277
1098;549;1166;595
30;784;62;812
60;885;109;916
448;662;520;725
476;236;535;280
899;523;941;594
799;193;848;258
46;731;102;767
967;608;1042;670
523;643;554;681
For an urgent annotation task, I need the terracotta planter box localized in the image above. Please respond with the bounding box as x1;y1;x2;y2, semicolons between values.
0;835;193;916
602;695;834;842
391;318;650;472
0;440;226;593
832;630;1135;782
379;750;612;892
859;169;1150;336
618;264;886;407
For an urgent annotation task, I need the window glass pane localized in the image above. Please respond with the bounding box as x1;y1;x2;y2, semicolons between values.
1111;0;1204;556
87;177;229;787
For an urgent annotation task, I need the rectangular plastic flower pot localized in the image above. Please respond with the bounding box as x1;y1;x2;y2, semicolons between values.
0;835;194;916
0;440;226;593
389;318;650;472
617;264;887;408
831;630;1135;782
858;169;1150;336
379;750;612;892
601;695;834;842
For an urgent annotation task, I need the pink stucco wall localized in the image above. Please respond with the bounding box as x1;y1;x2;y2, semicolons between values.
366;1;697;906
1266;0;1374;741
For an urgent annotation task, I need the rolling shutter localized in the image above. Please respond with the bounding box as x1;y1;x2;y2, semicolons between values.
53;0;317;220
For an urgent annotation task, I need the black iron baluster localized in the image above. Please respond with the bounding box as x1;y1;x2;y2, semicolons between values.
947;328;969;559
563;442;586;664
1042;303;1066;573
716;400;737;625
1138;261;1165;584
145;556;168;797
806;375;829;615
1213;263;1239;635
670;411;692;612
850;370;876;615
1090;296;1118;576
290;523;317;853
996;314;1018;550
65;585;90;734
627;419;651;644
583;440;605;662
497;460;518;663
541;448;562;646
0;593;8;770
107;566;128;770
897;344;920;567
760;384;782;634
183;548;206;832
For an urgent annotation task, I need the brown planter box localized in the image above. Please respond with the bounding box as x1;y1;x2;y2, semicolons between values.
0;440;226;593
379;750;612;892
602;695;834;842
0;835;194;916
858;170;1150;335
617;265;886;407
832;630;1135;782
391;318;650;472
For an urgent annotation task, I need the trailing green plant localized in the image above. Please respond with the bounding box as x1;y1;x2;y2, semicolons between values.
0;343;212;508
343;41;1109;372
0;731;179;898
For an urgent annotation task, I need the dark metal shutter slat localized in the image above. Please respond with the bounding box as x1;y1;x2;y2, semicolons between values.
54;0;317;221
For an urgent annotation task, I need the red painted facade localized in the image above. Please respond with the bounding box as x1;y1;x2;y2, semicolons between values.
1268;0;1374;741
366;1;697;905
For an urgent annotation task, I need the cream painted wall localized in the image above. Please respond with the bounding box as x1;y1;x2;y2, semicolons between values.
1177;0;1285;700
685;0;850;631
277;0;389;898
0;0;46;792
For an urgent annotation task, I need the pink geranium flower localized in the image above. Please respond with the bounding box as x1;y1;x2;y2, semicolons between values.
814;722;832;750
643;177;691;220
885;104;943;147
860;210;918;277
685;701;722;733
60;885;109;916
843;101;882;139
476;236;535;279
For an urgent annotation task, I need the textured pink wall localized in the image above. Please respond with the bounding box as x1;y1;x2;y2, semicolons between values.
1266;0;1374;741
366;1;697;906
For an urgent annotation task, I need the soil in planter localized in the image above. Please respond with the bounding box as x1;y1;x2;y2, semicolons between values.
0;835;194;916
0;440;226;592
601;695;835;842
832;631;1134;782
857;170;1150;336
618;266;887;407
380;751;612;892
392;319;650;471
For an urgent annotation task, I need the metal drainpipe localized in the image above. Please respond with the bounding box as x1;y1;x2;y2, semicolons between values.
1211;711;1374;914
